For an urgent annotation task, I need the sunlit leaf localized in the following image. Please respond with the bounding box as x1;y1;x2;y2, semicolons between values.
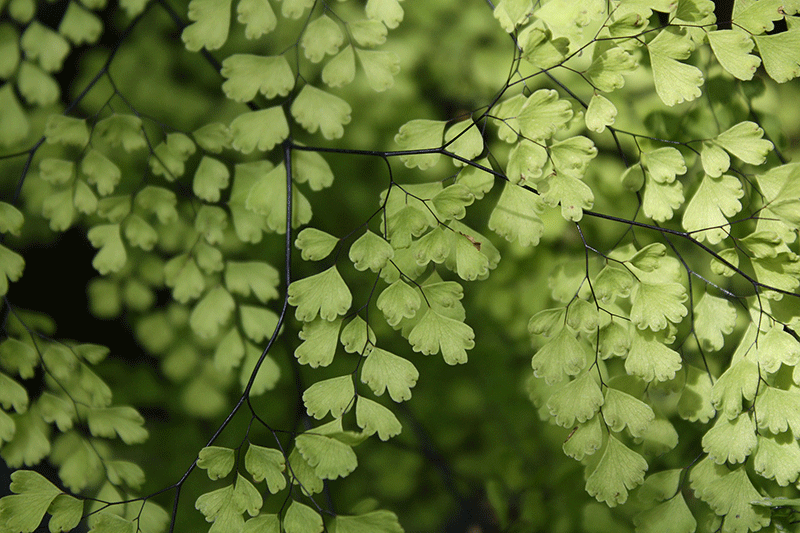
647;27;703;106
291;85;352;140
182;0;231;51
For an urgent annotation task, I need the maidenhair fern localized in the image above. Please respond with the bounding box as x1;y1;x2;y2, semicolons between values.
1;0;800;532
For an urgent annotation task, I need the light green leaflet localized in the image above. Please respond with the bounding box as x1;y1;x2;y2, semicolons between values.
531;325;590;384
647;27;703;106
545;371;603;427
690;459;770;533
408;307;475;365
197;446;235;480
244;444;286;494
182;0;232;51
365;0;404;29
707;29;761;80
295;420;358;480
0;245;25;297
361;347;419;402
356;397;402;440
350;230;394;272
295;228;339;261
394;119;445;169
356;48;400;92
230;107;289;153
585;94;616;133
585;435;647;507
301;15;344;63
221;54;294;102
289;267;352;322
291;85;352;140
86;406;148;444
303;375;354;419
295;318;342;367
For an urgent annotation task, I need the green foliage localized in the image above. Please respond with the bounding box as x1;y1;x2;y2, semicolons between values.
3;0;800;532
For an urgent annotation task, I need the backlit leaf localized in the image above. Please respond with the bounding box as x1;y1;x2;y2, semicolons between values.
710;356;758;420
394;119;445;169
221;54;294;102
443;120;483;166
295;430;357;480
45;115;88;147
322;45;356;88
47;494;83;533
332;511;404;533
531;325;590;385
641;147;686;184
237;0;276;38
0;203;24;236
283;501;323;533
59;2;102;44
295;318;342;368
193;156;230;202
293;150;334;191
350;230;394;272
408;307;475;365
642;175;684;222
295;228;339;261
0;244;25;297
356;48;400;92
182;0;231;51
753;432;800;486
95;114;146;152
538;167;594;222
678;365;716;423
356;397;401;441
585;435;647;507
754;386;800;435
633;494;696;533
20;22;69;71
545;371;603;427
647;28;703;106
87;224;127;275
365;0;404;29
585;46;637;92
488;182;545;247
585;94;617;133
86;406;148;444
190;287;235;339
244;444;285;494
517;89;573;141
715;121;773;166
563;414;603;460
602;387;655;437
707;29;761;80
301;15;344;63
625;329;682;383
350;20;387;47
0;85;29;147
230;107;289;153
303;375;354;419
694;293;737;351
0;470;61;533
239;305;279;343
244;163;312;233
361;347;418;402
197;446;235;480
289;266;352;322
754;29;800;82
506;139;547;184
377;280;421;327
291;85;352;140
